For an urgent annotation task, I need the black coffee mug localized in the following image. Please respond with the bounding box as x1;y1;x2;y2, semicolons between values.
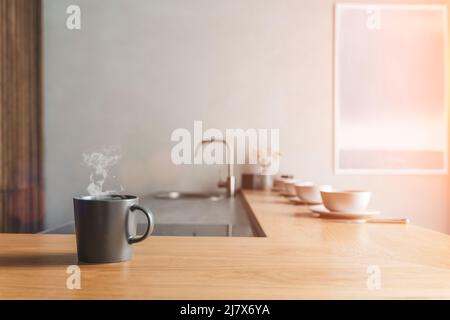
73;195;155;263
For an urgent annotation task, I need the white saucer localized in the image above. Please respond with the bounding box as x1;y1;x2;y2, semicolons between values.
281;192;297;197
309;205;380;220
289;198;322;206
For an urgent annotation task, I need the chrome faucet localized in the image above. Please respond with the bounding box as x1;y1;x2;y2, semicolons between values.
197;138;236;197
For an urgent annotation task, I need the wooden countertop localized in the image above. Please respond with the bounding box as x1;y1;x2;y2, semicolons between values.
1;190;450;299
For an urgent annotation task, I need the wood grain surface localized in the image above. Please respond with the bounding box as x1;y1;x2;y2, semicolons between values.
0;0;43;233
0;190;449;299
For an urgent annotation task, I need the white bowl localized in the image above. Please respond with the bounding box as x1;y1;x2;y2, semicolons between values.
273;177;284;191
277;179;286;191
320;190;372;212
295;184;332;203
282;179;298;196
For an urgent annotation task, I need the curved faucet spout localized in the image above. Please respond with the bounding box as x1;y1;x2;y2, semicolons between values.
196;138;235;197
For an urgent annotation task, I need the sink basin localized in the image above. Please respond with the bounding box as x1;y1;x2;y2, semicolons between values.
153;191;224;201
40;193;264;237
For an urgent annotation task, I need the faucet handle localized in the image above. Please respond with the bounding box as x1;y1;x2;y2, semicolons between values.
217;180;227;188
218;177;236;197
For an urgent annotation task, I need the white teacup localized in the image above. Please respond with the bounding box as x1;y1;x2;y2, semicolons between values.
282;179;298;196
274;175;293;191
295;184;332;203
273;177;284;191
320;190;372;212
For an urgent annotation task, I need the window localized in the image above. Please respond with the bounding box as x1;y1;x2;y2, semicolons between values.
335;4;448;174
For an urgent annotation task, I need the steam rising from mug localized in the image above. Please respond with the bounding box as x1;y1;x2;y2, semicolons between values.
83;148;122;196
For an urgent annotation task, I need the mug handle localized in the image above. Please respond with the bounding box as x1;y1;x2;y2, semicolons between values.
128;205;155;244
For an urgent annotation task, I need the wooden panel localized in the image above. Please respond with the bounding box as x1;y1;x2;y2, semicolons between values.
0;191;449;299
0;0;43;233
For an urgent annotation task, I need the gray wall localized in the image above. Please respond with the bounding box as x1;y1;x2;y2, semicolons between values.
44;0;450;233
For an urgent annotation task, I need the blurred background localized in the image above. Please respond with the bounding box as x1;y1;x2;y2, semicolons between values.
0;0;449;234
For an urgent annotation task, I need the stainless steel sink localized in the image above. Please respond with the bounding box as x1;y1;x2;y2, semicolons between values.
40;192;264;237
152;191;224;201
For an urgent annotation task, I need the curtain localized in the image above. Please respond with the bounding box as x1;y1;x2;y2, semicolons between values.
0;0;43;233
